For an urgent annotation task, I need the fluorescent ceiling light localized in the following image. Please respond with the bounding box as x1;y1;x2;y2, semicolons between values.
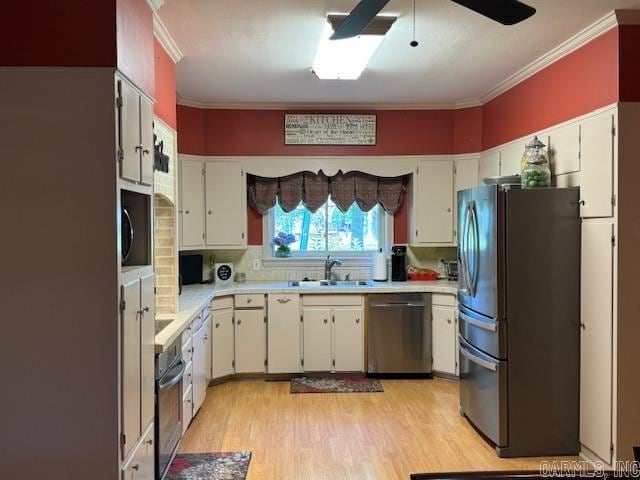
312;17;389;80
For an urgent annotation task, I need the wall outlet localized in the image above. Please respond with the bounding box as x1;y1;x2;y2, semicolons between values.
253;259;261;271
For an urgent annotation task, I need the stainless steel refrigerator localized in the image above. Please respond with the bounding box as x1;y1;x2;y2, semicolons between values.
457;184;580;458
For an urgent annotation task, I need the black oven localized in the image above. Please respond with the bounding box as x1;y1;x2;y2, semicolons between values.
155;336;185;480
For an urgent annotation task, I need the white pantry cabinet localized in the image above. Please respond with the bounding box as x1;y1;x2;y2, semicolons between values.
412;160;454;245
267;294;302;374
548;123;580;176
431;294;457;376
580;220;614;464
211;298;235;380
234;307;267;373
579;112;615;218
179;158;205;247
117;76;154;187
120;271;155;459
121;423;154;480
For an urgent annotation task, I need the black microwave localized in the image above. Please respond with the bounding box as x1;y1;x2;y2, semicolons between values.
179;254;204;285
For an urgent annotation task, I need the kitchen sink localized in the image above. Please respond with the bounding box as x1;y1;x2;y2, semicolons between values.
155;319;174;335
288;280;371;287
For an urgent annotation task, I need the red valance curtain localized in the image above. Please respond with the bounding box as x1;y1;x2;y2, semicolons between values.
248;171;407;215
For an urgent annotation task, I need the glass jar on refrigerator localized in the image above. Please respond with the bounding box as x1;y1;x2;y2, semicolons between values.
521;136;551;188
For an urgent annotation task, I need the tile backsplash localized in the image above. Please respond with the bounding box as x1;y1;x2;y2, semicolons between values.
187;245;457;283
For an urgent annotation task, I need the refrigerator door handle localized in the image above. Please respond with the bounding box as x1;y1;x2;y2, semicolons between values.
459;309;497;332
460;201;473;295
459;337;498;372
468;200;480;297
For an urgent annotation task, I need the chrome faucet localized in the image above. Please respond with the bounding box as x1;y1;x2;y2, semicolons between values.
324;255;342;280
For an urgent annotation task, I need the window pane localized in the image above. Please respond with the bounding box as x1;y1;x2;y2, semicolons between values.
273;199;382;254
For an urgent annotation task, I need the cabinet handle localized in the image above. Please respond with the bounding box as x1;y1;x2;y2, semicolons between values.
277;298;291;304
146;439;153;446
324;318;328;324
135;145;142;152
579;200;586;206
447;318;452;324
208;210;212;215
237;320;242;325
580;323;586;330
132;465;140;471
185;210;190;215
356;318;360;324
138;306;150;314
143;148;150;155
447;208;452;212
215;323;220;328
204;335;208;341
247;298;252;303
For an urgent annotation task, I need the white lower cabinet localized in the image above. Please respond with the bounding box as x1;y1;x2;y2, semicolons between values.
267;294;302;373
431;295;457;376
302;308;332;372
580;220;614;463
235;308;266;373
333;308;364;372
121;422;154;480
182;384;193;436
192;317;210;414
211;305;235;379
301;296;364;373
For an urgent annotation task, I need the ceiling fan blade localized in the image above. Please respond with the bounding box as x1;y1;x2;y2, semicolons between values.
330;0;391;40
450;0;536;25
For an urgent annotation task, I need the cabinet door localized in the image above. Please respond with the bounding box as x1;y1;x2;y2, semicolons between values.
140;273;155;430
267;294;302;373
235;309;266;373
180;158;205;247
415;161;454;244
432;305;457;375
580;113;614;218
192;321;208;414
212;309;235;379
333;307;364;372
303;308;332;372
500;142;525;176
139;95;154;186
204;319;212;382
182;384;193;435
119;80;141;184
121;278;141;458
548;124;580;176
454;158;479;243
580;221;613;464
121;423;155;480
205;162;246;247
478;152;500;182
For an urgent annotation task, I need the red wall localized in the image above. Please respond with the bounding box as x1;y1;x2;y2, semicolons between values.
482;28;619;149
154;38;177;130
116;0;155;96
454;107;483;154
0;1;117;67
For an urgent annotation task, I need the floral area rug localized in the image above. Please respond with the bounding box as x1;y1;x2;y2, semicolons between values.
166;452;251;480
290;376;384;394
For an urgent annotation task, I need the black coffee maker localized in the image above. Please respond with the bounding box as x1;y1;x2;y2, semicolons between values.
391;245;407;281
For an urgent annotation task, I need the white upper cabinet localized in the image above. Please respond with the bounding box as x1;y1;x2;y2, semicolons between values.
180;158;205;248
412;160;454;244
579;112;615;218
548;123;580;176
117;77;154;188
205;161;247;248
454;158;479;192
499;142;526;176
478;152;500;182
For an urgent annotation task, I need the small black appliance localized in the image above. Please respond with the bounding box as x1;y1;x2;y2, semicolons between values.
391;245;407;281
179;254;203;285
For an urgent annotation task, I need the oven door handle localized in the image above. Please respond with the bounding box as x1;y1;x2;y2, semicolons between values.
158;359;186;391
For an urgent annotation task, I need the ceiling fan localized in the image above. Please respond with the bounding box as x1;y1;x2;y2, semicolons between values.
330;0;537;40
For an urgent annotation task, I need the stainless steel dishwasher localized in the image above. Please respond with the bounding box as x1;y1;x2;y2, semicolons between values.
367;293;432;376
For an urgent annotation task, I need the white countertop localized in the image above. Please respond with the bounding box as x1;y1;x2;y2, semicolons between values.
155;280;458;352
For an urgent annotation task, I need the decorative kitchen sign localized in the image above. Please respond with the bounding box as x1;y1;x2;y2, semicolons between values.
285;114;376;145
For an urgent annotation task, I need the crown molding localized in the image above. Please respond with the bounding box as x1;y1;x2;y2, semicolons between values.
153;12;183;63
176;96;482;111
479;11;618;104
175;9;625;111
147;0;164;12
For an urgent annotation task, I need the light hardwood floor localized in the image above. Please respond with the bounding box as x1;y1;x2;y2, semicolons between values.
179;379;579;479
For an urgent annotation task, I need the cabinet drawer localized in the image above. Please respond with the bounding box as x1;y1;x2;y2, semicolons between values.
182;336;193;364
432;294;456;307
182;361;193;397
302;295;362;306
212;296;234;311
235;294;265;309
182;385;193;435
121;422;154;480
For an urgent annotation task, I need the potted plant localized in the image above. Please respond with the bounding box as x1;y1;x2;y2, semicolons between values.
274;232;296;258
